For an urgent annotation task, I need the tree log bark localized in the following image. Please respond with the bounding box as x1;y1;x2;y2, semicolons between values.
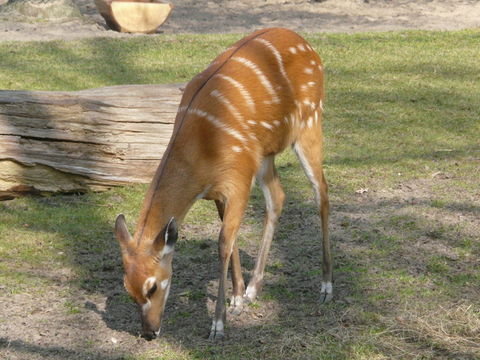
0;83;184;200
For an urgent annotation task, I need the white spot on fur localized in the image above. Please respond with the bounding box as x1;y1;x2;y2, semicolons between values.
232;145;242;153
273;120;281;127
310;60;316;66
304;67;313;75
288;46;297;54
307;81;316;87
247;120;257;126
297;44;306;52
260;121;273;130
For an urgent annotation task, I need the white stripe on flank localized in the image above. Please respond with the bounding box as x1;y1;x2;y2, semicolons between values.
210;89;248;130
304;67;314;75
214;73;256;113
188;108;247;144
247;120;257;126
260;121;273;130
254;38;292;89
307;81;316;87
288;46;297;54
232;56;280;104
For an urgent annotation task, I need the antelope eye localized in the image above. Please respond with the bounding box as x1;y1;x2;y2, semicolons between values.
146;283;157;298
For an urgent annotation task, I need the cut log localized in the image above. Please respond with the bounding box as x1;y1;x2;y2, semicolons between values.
0;83;184;199
94;0;173;33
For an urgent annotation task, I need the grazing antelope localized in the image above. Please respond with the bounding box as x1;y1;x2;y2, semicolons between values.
114;27;331;341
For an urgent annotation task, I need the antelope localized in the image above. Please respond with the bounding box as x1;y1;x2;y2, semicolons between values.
114;27;331;341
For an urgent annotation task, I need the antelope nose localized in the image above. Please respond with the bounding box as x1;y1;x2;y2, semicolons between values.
142;330;157;341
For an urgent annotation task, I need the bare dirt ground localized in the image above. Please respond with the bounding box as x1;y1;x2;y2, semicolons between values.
0;0;479;42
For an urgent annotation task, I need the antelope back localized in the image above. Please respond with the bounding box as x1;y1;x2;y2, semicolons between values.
173;28;324;168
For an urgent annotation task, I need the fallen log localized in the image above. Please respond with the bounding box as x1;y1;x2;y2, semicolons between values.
0;83;184;199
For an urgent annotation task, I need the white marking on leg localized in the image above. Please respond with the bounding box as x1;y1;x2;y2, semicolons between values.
321;281;333;294
211;319;224;333
214;73;256;113
320;100;324;111
230;295;244;308
232;56;280;104
245;284;257;300
293;142;321;205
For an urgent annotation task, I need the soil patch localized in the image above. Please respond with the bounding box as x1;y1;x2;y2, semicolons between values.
0;0;479;42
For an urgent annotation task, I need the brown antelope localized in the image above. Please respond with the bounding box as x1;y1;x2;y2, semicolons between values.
114;27;331;341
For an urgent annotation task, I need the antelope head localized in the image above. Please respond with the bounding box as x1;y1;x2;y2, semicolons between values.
114;214;178;340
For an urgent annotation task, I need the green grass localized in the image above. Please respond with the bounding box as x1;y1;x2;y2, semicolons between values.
1;31;479;359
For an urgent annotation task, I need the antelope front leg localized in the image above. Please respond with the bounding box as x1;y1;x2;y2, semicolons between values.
209;195;248;341
215;200;245;315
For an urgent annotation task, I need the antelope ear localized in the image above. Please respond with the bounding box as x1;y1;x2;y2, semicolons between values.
115;214;133;251
154;217;178;257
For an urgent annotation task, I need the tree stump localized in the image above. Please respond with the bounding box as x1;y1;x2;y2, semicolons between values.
94;0;172;33
0;83;184;200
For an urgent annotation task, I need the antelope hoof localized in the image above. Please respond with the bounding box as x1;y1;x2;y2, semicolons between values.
229;295;244;316
320;281;333;303
208;319;225;341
